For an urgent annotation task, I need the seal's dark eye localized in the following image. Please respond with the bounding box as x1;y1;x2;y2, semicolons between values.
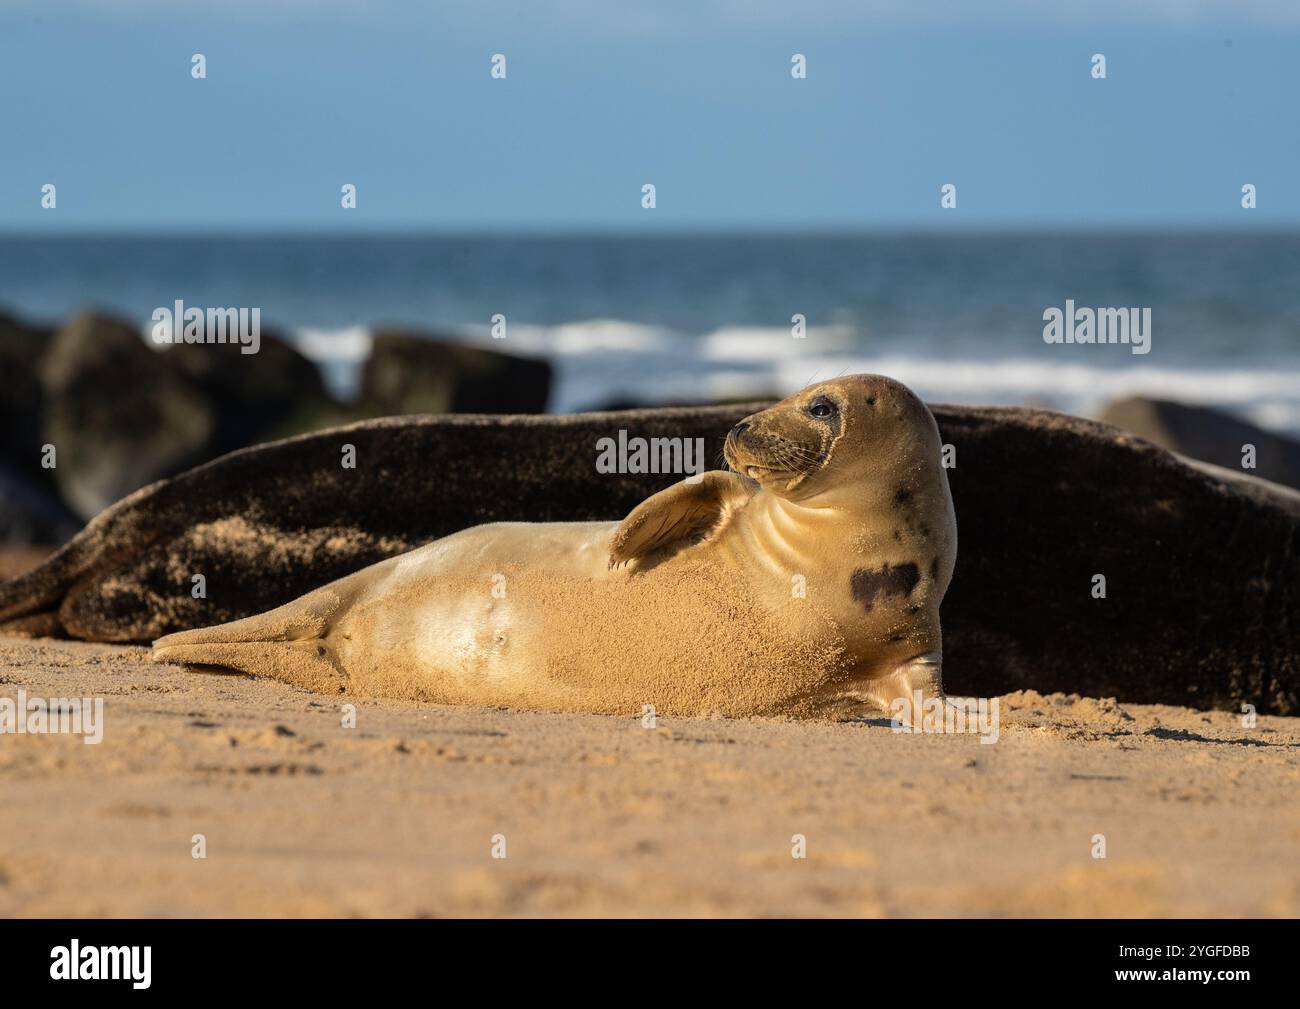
808;398;837;420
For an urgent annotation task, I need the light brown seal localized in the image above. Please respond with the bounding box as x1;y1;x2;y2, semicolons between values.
152;374;957;720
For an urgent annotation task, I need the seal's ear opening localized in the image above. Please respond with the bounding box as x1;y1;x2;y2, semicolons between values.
609;471;754;570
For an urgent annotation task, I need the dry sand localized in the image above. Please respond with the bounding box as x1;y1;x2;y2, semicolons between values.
1;637;1298;918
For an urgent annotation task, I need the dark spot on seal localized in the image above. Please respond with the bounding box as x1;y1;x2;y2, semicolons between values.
888;633;905;643
891;529;901;542
850;563;920;613
866;396;876;407
920;525;931;539
929;557;939;580
893;487;912;508
317;645;327;656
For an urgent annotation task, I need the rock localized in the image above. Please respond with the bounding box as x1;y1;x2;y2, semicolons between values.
0;311;53;480
360;329;551;415
0;463;82;545
0;311;77;543
40;311;216;519
17;312;543;530
1100;397;1300;490
35;310;343;522
1;402;1295;714
161;326;337;451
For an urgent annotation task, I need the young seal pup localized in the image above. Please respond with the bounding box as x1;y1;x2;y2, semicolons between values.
153;374;957;720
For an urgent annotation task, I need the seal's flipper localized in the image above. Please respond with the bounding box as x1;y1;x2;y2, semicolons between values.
609;471;755;569
862;653;945;727
151;588;349;694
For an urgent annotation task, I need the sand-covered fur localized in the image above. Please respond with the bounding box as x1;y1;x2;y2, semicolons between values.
153;377;957;719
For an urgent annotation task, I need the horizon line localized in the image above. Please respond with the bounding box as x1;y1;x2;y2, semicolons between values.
2;223;1300;240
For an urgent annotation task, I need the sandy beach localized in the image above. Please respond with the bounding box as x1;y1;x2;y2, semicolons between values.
2;637;1297;918
4;0;1300;950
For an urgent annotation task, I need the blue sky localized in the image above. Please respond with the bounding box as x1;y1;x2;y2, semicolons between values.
2;0;1298;232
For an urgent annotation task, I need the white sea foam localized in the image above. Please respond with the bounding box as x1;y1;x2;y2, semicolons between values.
697;324;859;361
289;326;372;400
507;319;679;355
289;321;1300;435
779;356;1300;432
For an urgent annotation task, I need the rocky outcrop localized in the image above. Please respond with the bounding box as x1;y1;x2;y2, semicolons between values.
1100;396;1300;490
36;311;343;520
163;325;336;452
0;312;80;542
360;329;551;415
0;404;1295;714
40;312;216;518
2;310;556;534
0;312;53;480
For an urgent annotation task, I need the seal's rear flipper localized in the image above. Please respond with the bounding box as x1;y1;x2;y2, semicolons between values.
151;589;348;694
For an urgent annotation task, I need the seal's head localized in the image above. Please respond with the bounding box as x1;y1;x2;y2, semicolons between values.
724;374;943;502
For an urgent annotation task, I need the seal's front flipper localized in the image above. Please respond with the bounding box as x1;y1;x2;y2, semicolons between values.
609;470;755;569
863;653;945;727
151;588;349;694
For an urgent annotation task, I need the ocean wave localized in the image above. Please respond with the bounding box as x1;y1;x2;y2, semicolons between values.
697;325;861;361
506;319;679;355
288;321;1300;435
289;326;372;400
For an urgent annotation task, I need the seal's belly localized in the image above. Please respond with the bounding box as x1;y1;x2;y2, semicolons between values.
327;521;611;699
326;522;850;717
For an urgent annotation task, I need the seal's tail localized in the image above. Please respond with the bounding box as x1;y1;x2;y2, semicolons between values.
151;588;348;694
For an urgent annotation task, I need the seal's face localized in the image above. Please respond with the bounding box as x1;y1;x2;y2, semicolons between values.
724;386;844;492
724;375;937;500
